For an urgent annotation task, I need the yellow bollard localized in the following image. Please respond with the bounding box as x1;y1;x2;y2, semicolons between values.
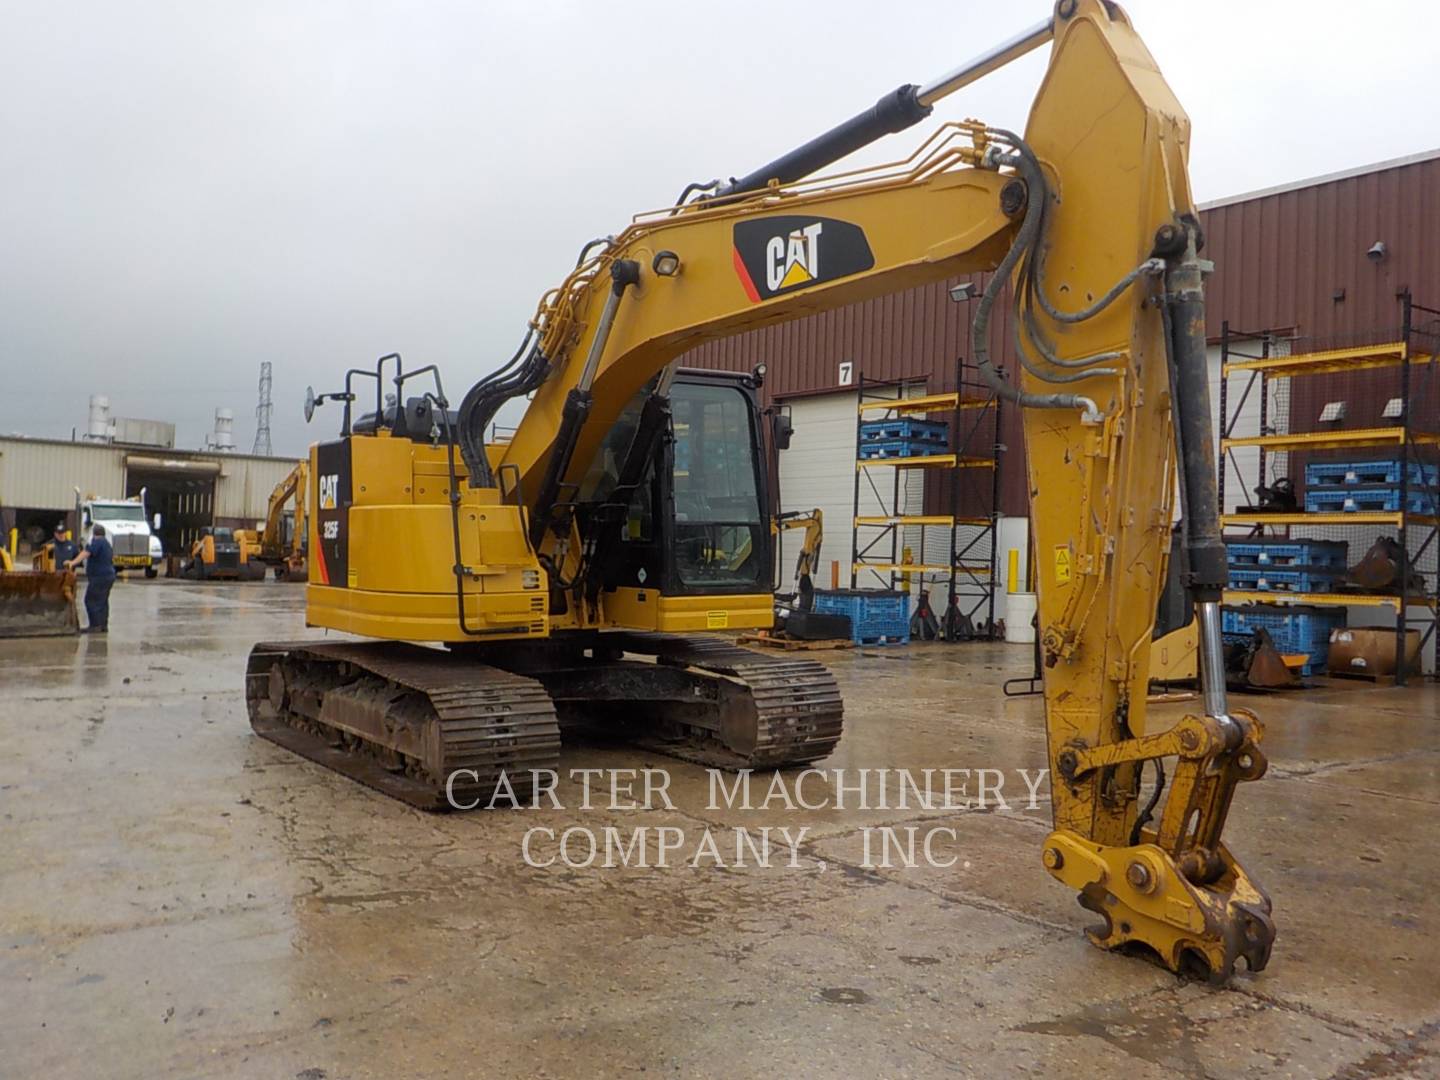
1007;548;1020;593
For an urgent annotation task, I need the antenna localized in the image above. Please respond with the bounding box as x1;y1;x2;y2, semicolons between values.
252;361;273;456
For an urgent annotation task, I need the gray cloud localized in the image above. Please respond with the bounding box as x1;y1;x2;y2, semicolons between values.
3;0;1436;456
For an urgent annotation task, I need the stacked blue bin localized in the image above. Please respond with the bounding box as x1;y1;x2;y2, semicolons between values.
857;418;950;460
1225;537;1350;672
1221;606;1346;676
813;589;910;645
1225;537;1348;594
1304;458;1439;514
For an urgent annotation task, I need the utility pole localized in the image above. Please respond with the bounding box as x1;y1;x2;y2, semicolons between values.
253;361;273;456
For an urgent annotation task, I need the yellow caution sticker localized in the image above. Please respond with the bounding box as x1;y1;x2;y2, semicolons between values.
707;610;729;629
1053;545;1072;585
347;568;359;589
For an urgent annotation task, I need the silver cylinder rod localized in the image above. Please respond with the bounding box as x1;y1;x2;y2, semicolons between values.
916;18;1055;108
577;284;626;394
1196;600;1232;726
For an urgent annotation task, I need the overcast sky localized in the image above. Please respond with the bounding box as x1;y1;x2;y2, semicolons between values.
3;0;1437;457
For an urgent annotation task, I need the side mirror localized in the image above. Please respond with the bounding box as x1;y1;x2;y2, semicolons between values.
304;386;317;423
772;410;794;452
152;513;162;530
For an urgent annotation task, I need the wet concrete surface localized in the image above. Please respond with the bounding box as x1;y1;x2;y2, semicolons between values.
2;578;1438;1078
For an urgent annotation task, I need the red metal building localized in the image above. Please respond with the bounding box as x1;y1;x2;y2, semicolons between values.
682;149;1440;519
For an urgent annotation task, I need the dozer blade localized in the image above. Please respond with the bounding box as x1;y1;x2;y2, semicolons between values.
0;571;80;638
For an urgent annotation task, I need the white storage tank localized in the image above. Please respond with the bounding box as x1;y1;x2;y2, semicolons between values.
86;395;112;442
212;408;235;452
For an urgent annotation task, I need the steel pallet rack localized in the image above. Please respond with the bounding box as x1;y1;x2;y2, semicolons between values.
850;358;1003;638
1217;291;1440;685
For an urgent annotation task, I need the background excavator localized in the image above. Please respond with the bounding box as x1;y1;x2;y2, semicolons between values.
255;460;309;581
767;509;856;644
248;1;1275;981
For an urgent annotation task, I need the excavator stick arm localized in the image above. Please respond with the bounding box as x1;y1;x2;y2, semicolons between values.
1014;4;1273;978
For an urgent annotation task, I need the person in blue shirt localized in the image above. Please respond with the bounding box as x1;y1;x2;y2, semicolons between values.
65;524;116;633
50;522;79;569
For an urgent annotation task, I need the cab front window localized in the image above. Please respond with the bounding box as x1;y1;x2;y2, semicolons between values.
669;383;764;589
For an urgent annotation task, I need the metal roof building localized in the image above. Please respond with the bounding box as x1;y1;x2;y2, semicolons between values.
0;435;298;555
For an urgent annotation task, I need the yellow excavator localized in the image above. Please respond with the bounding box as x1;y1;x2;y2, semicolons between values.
256;461;309;581
776;509;824;611
248;2;1274;980
767;509;854;643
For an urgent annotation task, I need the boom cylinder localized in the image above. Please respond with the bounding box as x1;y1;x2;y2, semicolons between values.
715;15;1056;199
716;85;932;198
529;259;641;550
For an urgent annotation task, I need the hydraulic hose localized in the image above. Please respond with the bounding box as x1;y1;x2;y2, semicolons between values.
968;128;1100;419
1031;255;1165;325
456;326;539;488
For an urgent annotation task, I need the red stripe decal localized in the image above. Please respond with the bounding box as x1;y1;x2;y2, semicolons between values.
732;246;761;303
314;529;330;585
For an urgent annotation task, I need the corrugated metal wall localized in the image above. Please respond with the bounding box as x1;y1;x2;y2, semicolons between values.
682;153;1440;516
211;455;300;521
0;436;298;520
0;438;125;508
1203;154;1440;343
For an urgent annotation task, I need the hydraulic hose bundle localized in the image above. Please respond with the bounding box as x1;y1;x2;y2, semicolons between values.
969;127;1163;420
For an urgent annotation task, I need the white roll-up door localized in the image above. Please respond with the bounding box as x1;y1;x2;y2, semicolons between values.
774;391;859;595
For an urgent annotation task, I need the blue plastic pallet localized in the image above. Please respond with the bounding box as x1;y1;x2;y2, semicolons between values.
1305;458;1439;489
813;589;911;645
1227;566;1341;593
1226;538;1348;569
858;439;951;460
1304;486;1437;514
1223;605;1346;674
860;418;949;444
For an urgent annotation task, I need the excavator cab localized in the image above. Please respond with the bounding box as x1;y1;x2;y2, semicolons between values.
577;369;771;605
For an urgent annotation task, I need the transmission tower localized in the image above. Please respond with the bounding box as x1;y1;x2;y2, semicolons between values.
252;361;273;456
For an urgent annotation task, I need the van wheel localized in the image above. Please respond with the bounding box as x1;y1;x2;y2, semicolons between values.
145;566;158;579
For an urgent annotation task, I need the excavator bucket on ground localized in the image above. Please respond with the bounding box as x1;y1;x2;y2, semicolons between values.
1231;628;1301;690
0;565;80;637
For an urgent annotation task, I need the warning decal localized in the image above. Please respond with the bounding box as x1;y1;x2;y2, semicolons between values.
1054;545;1072;585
